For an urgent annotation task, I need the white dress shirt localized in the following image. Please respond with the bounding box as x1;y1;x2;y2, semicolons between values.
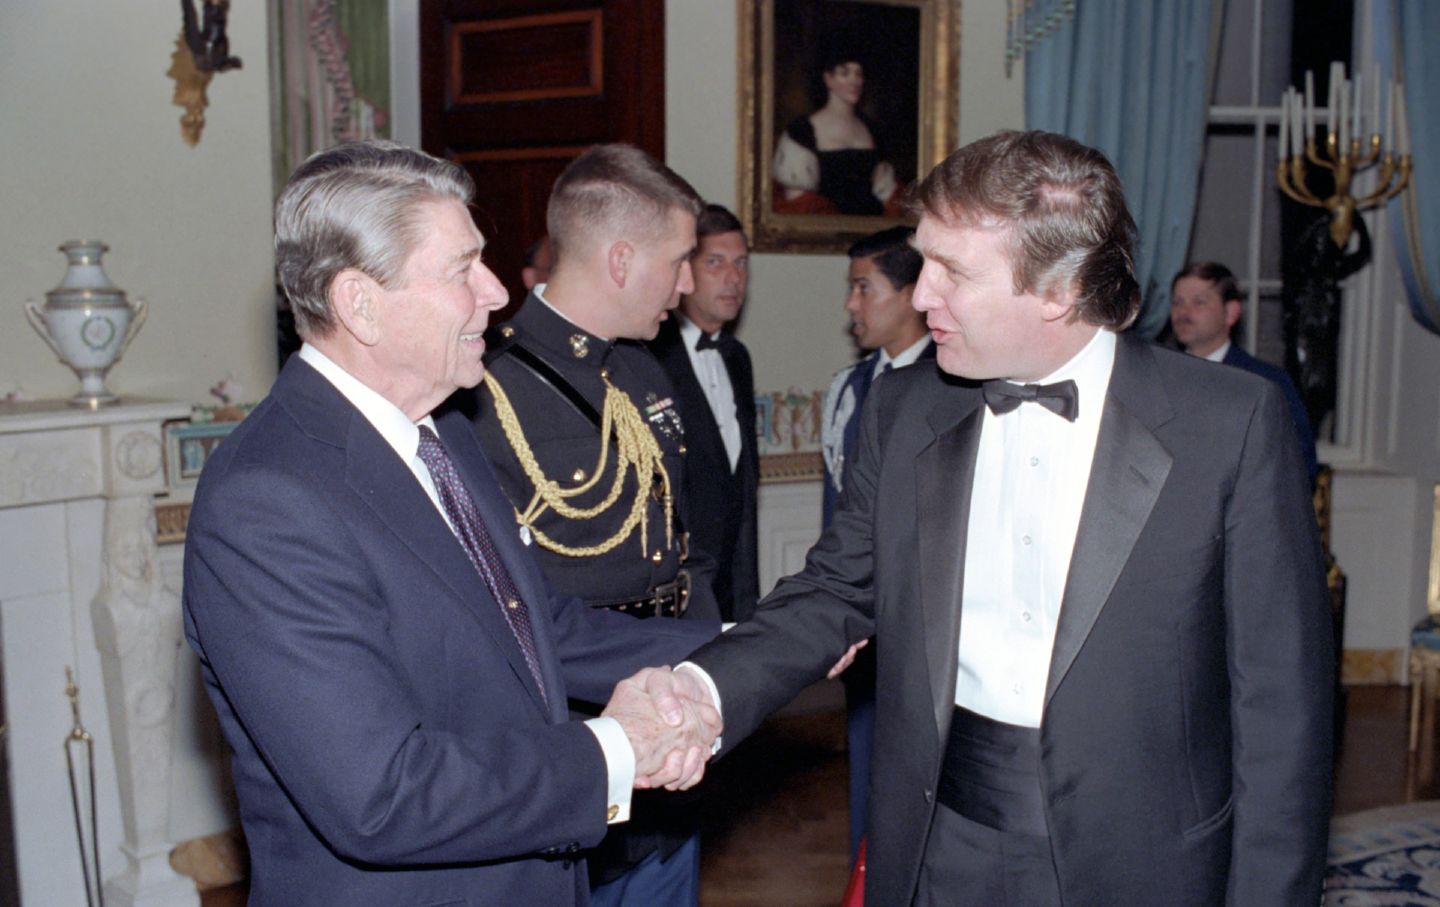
1205;339;1231;363
298;343;636;822
954;328;1116;727
821;335;933;492
677;315;742;471
872;334;933;377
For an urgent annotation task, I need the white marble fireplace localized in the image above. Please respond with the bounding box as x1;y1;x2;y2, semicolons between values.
0;398;230;907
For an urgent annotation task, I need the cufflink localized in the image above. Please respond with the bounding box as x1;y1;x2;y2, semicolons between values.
607;804;619;821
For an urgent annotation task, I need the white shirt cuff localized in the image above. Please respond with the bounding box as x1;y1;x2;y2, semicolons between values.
675;662;724;753
583;717;634;824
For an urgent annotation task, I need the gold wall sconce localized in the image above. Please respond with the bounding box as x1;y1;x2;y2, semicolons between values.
166;0;243;147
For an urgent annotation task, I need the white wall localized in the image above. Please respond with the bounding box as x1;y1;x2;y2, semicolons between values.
0;2;277;406
665;0;1024;395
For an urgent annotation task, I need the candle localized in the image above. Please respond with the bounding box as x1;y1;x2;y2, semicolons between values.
1397;87;1410;156
1305;70;1316;145
1371;63;1381;139
1328;62;1342;138
1292;92;1306;163
1278;89;1290;162
1339;78;1349;152
1352;72;1362;146
1386;80;1396;152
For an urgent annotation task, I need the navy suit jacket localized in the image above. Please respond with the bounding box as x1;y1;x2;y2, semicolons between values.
690;334;1333;906
1222;342;1318;482
182;357;714;906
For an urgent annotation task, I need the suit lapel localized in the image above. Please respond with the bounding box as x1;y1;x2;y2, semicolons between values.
1045;337;1174;705
917;390;984;743
278;359;553;715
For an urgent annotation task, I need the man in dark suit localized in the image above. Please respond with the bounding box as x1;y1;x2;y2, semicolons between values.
817;225;933;861
1171;259;1319;482
655;131;1334;905
182;141;719;907
648;204;760;623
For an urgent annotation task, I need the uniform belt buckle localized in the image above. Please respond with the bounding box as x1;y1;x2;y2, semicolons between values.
648;570;690;619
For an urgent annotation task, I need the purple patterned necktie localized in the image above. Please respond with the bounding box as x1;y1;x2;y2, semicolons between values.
416;426;548;705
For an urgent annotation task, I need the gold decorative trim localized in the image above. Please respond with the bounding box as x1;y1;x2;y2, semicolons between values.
155;500;191;544
166;32;213;147
1343;648;1404;685
737;0;959;253
759;452;823;484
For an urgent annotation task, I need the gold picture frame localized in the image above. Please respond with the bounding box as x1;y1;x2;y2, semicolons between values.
738;0;958;253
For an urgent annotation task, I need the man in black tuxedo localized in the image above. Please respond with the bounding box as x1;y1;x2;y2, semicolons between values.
817;225;933;861
648;204;759;623
1170;259;1318;482
655;131;1334;906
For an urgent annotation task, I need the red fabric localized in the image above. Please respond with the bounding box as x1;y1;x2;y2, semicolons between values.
841;837;866;907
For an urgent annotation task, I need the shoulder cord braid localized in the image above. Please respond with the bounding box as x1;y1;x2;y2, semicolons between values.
481;370;673;558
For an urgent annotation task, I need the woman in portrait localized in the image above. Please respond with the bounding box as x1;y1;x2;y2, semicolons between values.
773;44;901;217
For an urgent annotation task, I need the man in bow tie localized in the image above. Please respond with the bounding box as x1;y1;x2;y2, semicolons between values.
647;204;760;625
656;130;1333;906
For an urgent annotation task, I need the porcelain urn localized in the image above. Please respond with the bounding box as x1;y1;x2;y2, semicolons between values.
25;240;147;406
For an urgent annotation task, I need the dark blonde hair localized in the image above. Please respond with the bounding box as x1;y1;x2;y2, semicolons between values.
908;130;1140;329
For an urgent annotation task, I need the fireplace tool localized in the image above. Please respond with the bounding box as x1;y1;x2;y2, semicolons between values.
64;667;104;907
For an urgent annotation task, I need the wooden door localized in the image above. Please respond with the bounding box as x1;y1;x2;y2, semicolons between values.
420;0;666;312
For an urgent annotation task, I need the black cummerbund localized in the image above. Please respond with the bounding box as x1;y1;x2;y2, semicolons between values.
936;706;1048;836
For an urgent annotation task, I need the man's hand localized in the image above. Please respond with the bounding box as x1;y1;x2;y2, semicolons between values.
602;667;721;791
826;638;869;679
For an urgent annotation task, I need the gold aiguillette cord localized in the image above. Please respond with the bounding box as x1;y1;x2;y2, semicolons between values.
64;666;104;907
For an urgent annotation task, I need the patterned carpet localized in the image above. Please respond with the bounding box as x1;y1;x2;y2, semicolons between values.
1328;802;1440;905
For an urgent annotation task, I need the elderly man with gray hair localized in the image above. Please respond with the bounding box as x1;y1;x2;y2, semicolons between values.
182;140;720;907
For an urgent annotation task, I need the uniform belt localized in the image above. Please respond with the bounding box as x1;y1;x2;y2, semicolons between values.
590;570;690;619
936;706;1048;836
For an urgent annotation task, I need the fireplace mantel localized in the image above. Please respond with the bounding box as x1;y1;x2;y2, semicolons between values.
0;397;205;907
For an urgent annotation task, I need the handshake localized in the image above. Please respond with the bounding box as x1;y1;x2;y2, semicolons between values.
602;666;719;791
599;640;867;792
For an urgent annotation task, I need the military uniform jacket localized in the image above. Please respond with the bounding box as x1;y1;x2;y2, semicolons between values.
467;293;721;623
465;294;722;878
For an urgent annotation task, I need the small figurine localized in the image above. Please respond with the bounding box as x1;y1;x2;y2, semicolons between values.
182;0;243;73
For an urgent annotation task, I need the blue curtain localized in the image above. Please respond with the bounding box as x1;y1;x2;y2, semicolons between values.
1384;1;1440;334
1025;0;1215;339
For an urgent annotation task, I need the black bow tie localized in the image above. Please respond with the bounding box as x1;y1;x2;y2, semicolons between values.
695;332;726;352
981;379;1080;421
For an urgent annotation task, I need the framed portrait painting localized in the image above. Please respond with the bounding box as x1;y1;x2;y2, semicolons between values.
738;0;958;253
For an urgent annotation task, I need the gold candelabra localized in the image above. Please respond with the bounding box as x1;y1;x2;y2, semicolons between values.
1276;62;1412;250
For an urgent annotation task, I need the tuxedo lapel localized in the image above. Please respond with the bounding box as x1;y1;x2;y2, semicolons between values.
917;392;984;742
1045;337;1174;706
720;340;756;463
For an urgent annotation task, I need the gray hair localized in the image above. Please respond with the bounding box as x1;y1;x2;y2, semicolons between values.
546;144;703;264
274;141;475;338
